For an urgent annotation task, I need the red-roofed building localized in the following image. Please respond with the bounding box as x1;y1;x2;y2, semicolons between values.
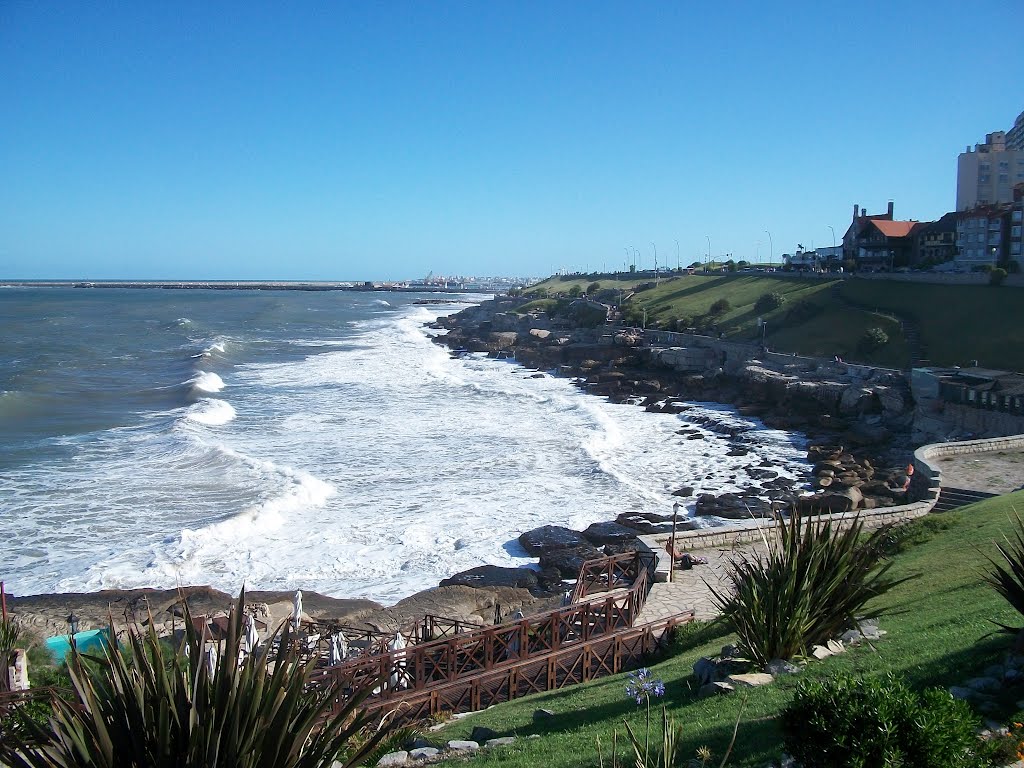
842;202;922;270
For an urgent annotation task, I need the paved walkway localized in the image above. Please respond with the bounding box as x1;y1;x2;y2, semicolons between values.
635;535;765;623
932;449;1024;495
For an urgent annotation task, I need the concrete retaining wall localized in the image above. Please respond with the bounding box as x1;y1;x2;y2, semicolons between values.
665;434;1024;551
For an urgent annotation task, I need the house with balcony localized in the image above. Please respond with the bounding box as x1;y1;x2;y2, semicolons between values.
842;202;921;270
956;204;1010;269
914;212;959;266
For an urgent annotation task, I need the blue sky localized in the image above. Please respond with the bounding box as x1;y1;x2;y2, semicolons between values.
2;2;1022;281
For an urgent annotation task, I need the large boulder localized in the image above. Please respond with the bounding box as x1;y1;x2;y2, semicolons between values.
440;566;539;592
518;525;587;556
539;544;603;579
581;521;640;546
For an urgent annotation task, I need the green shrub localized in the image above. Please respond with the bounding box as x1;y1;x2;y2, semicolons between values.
586;282;601;294
781;673;984;768
983;510;1024;632
990;267;1008;286
708;514;912;665
0;590;389;768
708;298;731;315
754;292;785;313
859;326;889;353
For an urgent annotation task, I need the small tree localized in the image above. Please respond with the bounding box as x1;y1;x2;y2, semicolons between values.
567;285;583;298
708;298;731;315
586;281;601;294
990;267;1008;286
859;327;889;353
755;292;786;313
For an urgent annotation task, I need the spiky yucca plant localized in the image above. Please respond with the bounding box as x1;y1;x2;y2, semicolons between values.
0;589;389;768
708;513;912;665
982;509;1024;632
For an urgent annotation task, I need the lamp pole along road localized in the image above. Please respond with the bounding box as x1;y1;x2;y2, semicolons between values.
705;235;711;270
651;242;658;284
765;230;774;267
675;239;680;272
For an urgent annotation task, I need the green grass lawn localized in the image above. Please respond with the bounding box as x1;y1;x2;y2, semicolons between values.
432;491;1024;766
525;273;1024;372
840;280;1024;371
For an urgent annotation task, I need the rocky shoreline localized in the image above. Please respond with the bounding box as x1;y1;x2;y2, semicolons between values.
6;294;924;652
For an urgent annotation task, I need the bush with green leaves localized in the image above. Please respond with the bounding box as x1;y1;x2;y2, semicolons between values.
754;292;786;313
586;282;601;294
990;267;1008;286
708;514;912;665
0;589;391;768
708;298;731;316
859;326;889;353
982;509;1024;633
780;672;984;768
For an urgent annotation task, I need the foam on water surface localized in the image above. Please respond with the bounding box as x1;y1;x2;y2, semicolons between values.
1;291;809;603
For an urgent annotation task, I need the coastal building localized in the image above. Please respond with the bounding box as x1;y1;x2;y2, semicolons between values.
842;202;920;270
957;110;1024;210
913;212;959;266
1008;110;1024;151
955;203;1011;269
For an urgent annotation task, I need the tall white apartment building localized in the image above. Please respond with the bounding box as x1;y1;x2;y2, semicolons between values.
1008;110;1024;151
957;113;1024;210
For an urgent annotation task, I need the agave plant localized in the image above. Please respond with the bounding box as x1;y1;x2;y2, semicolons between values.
0;588;390;768
982;509;1024;632
708;512;913;665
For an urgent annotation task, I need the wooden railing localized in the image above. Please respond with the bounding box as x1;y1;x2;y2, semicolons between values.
317;550;676;719
359;615;689;723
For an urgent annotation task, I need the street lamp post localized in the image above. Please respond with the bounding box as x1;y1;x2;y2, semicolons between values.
675;239;680;272
705;235;711;271
765;230;774;266
828;225;837;269
651;242;658;283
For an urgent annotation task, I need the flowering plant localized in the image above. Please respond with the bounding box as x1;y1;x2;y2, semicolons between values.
625;668;666;705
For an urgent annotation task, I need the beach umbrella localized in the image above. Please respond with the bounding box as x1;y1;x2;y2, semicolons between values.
204;645;217;678
329;631;348;666
506;609;525;659
244;614;260;657
292;590;303;633
388;631;408;689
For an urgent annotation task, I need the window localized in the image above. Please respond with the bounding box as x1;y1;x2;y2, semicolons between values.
1014;211;1023;222
1013;226;1022;237
999;161;1010;170
979;174;991;183
1000;174;1009;183
1012;242;1022;255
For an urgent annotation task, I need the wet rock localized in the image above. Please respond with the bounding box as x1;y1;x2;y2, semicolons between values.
672;486;695;497
441;566;539;592
539;544;603;579
518;525;587;556
581;521;640;546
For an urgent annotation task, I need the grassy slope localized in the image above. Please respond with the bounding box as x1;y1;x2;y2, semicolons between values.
840;280;1024;371
527;274;1023;370
434;491;1024;767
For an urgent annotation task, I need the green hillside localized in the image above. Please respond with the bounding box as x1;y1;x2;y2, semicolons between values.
434;491;1024;767
524;273;1023;371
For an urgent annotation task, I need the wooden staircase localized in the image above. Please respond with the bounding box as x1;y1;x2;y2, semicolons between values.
319;551;695;723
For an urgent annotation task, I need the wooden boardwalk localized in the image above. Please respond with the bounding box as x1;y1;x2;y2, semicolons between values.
319;551;696;723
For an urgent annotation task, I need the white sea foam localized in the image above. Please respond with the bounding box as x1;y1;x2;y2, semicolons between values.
188;371;225;394
185;399;236;426
7;296;809;603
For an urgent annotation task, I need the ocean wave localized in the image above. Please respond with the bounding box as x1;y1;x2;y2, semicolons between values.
185;399;236;426
188;371;225;395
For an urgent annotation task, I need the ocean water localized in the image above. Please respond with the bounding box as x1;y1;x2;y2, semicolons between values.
0;287;808;603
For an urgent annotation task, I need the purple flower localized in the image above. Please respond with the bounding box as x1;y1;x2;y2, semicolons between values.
625;667;665;704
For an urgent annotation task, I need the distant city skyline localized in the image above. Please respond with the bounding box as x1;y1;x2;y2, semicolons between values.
2;2;1022;281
